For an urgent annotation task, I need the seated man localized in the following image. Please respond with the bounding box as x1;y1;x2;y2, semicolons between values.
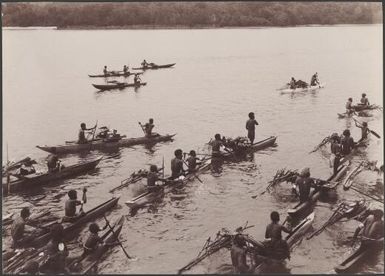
46;153;63;173
186;150;201;173
147;165;167;192
310;72;320;86
11;207;36;248
78;123;97;144
63;189;86;222
359;93;370;106
352;209;384;248
82;222;108;256
345;98;354;115
289;77;296;89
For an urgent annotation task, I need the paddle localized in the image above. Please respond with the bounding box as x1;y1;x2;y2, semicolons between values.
79;187;87;213
138;122;146;135
352;117;380;139
103;215;132;259
182;160;203;184
348;185;384;204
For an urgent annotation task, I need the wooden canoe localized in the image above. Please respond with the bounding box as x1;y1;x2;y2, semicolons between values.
68;215;124;274
132;63;176;70
279;83;325;94
334;240;383;273
221;136;277;159
2;157;102;193
352;104;378;112
29;196;120;249
88;71;143;78
287;162;350;218
92;82;147;91
36;134;176;154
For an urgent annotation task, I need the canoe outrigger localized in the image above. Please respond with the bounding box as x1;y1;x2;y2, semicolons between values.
36;133;176;154
2;157;102;193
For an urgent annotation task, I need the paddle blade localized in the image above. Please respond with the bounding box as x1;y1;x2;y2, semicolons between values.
370;130;381;138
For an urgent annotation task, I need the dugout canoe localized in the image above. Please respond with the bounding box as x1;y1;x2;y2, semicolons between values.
339;138;369;165
125;158;212;210
92;82;147;91
287;162;350;218
29;196;120;248
68;215;124;274
279;83;325;94
334;240;383;273
36;134;176;154
223;136;277;157
132;63;176;70
2;157;102;193
352;104;379;112
88;71;143;78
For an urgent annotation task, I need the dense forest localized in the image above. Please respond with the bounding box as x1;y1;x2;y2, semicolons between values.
2;2;382;28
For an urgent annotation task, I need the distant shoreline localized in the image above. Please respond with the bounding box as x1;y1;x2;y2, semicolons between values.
2;23;382;31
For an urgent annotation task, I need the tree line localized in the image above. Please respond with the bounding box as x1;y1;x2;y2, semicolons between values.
2;2;382;28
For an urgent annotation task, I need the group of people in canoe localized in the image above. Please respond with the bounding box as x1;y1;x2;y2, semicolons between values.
288;72;320;89
345;93;371;115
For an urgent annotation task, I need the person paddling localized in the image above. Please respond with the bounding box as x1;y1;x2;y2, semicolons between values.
123;65;128;74
171;149;186;180
289;77;296;89
64;189;86;221
310;72;320;86
355;121;369;142
245;112;259;144
141;59;148;68
294;168;316;203
264;211;291;260
340;129;355;155
78;123;97;144
359;93;370;106
231;234;255;274
345;98;354;115
134;73;141;85
147;164;167;191
186;150;202;173
103;66;108;76
11;207;36;248
144;118;155;137
81;222;108;256
352;209;384;247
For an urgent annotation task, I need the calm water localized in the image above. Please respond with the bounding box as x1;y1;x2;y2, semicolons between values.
2;25;383;274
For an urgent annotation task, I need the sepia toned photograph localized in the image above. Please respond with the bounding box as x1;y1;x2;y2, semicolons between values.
2;1;383;274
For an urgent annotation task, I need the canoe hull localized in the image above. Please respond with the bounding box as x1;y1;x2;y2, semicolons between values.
31;196;119;248
280;83;325;94
36;134;176;154
93;82;147;91
88;71;143;78
2;157;102;193
132;63;176;70
222;136;277;159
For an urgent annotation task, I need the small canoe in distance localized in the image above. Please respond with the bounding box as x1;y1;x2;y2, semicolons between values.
88;71;143;78
30;196;120;249
67;215;124;274
92;82;147;91
2;157;102;193
36;134;176;155
334;240;383;273
132;63;176;70
279;83;325;94
287;162;350;218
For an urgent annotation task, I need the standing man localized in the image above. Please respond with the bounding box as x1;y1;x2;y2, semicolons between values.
346;98;354;115
134;73;141;85
294;168;315;203
171;149;185;179
143;118;155;137
186;150;201;173
245;112;259;144
103;66;108;76
355;121;369;142
330;133;342;175
340;129;355;155
11;207;36;248
264;211;291;260
147;165;167;191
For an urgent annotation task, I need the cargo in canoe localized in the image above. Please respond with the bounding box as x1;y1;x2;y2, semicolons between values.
29;196;120;249
279;83;325;94
68;215;124;274
36;134;176;154
334;240;383;273
2;157;102;193
353;104;379;112
92;82;147;91
132;63;176;70
221;136;277;158
286;162;350;219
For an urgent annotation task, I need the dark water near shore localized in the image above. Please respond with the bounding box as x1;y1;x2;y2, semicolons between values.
2;25;383;274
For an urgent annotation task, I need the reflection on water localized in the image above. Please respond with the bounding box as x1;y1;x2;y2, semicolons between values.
2;25;383;274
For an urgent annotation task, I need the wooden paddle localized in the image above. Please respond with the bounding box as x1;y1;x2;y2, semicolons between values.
348;185;383;204
138;122;146;135
182;160;203;183
103;215;132;259
79;187;87;213
352;117;380;139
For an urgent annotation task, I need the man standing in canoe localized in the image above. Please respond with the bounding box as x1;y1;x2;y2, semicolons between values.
11;207;37;248
264;211;291;260
346;98;354;115
245;112;259;144
134;73;141;85
330;133;342;175
171;149;186;180
340;129;355;155
78;123;97;144
141;59;149;68
123;65;128;74
211;134;225;173
231;234;255;273
289;77;296;89
359;93;370;106
352;209;384;247
294;168;315;203
355;121;369;142
142;118;155;137
310;72;320;86
103;66;108;76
